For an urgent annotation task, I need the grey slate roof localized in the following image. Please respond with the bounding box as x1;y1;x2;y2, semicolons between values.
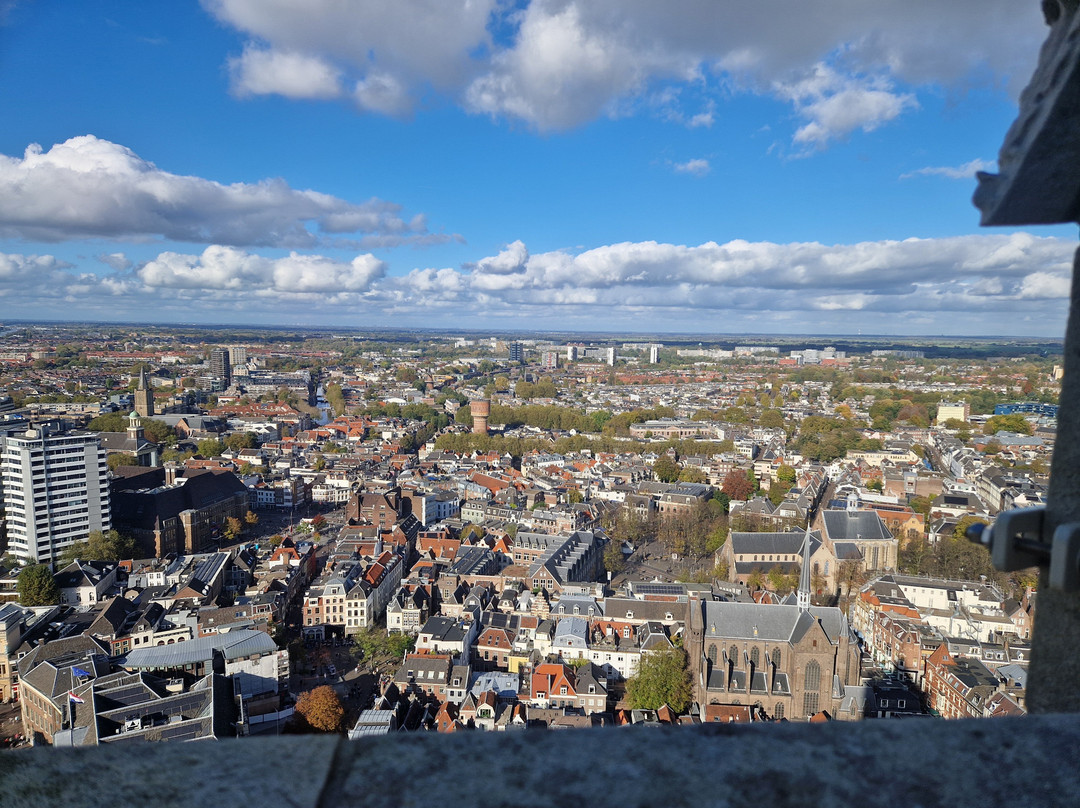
822;510;893;542
702;601;849;646
729;530;821;557
122;628;277;669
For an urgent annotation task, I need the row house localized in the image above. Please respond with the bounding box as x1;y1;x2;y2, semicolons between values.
528;662;608;714
345;551;405;633
922;644;1000;719
393;653;453;703
386;584;435;635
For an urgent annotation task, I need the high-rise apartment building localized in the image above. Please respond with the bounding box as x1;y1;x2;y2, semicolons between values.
228;345;249;377
208;348;231;390
508;342;524;363
541;350;559;370
1;423;112;565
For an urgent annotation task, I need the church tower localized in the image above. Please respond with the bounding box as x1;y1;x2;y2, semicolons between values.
134;365;154;417
797;524;812;612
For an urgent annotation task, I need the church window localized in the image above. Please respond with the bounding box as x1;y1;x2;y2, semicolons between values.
771;649;781;668
708;645;717;665
750;647;760;667
775;703;784;719
730;645;738;664
805;660;821;692
803;692;819;716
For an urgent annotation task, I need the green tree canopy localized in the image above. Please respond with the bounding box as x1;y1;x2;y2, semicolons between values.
984;414;1034;436
60;530;136;565
651;456;680;483
18;564;60;606
626;646;693;714
224;431;257;451
107;453;138;471
197;437;224;457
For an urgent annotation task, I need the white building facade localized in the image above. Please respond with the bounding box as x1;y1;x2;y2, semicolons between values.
1;424;111;565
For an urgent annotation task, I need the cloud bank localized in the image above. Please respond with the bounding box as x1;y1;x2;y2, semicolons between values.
0;135;431;248
1;233;1071;335
203;0;1045;142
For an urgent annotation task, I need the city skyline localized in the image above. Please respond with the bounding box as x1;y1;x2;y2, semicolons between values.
1;1;1076;336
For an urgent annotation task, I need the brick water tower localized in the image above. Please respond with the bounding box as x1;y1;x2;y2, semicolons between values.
470;399;490;435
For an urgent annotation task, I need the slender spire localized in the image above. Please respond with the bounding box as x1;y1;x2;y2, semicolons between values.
798;523;812;611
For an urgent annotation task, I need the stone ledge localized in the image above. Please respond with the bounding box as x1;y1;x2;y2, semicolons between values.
3;715;1076;808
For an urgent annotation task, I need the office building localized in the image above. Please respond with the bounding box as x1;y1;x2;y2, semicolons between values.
1;423;112;565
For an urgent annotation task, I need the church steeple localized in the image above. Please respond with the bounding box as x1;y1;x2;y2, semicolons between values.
798;523;812;612
134;365;154;417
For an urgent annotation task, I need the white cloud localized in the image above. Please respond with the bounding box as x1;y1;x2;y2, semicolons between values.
900;158;996;180
380;233;1074;328
673;158;710;177
2;232;1071;334
0;136;429;247
138;246;385;293
205;0;496;109
774;63;917;148
230;46;342;99
203;0;1045;138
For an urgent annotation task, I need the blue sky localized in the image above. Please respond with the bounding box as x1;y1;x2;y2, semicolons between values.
0;0;1075;336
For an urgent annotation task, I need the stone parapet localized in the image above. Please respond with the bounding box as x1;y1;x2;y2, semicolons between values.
4;715;1078;807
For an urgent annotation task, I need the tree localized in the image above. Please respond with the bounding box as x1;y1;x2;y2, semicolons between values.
244;510;259;527
60;529;136;565
18;564;60;606
603;540;626;575
460;523;485;542
567;488;584;504
294;685;345;733
224;516;243;542
324;382;346;417
625;646;692;714
984;414;1033;436
197;438;224;457
775;464;796;484
767;565;788;593
225;431;257;452
311;514;327;532
651;456;680;483
866;478;883;492
747;568;765;590
678;466;707;484
759;409;785;429
107;453;138;471
721;469;754;501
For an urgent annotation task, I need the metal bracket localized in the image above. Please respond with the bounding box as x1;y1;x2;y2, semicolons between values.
968;507;1080;591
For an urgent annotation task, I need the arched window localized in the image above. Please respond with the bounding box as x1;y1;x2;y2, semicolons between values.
771;649;781;669
803;692;819;716
750;647;760;668
707;645;717;666
805;660;821;692
775;702;785;719
730;645;738;664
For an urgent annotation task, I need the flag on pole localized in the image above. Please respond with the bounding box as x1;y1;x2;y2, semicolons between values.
68;691;85;704
72;667;91;678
